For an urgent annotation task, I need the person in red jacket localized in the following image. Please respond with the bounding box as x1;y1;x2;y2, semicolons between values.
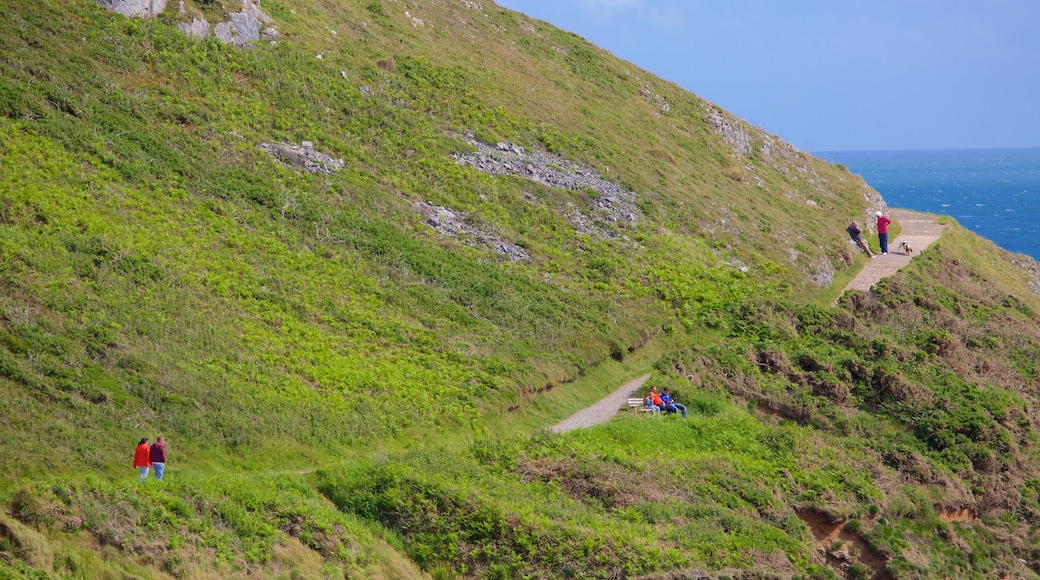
650;387;667;411
876;211;892;255
133;438;151;482
643;391;660;414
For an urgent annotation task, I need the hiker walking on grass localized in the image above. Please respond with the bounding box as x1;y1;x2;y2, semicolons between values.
133;438;151;482
876;211;892;255
149;436;167;481
846;220;874;258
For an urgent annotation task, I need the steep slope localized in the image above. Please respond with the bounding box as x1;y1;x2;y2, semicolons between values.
0;0;873;473
2;0;1040;579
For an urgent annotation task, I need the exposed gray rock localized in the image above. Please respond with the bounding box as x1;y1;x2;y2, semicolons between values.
213;1;272;46
1009;254;1040;295
639;84;670;112
413;202;530;262
98;0;277;46
94;0;167;17
100;0;277;49
454;134;640;240
706;106;753;157
405;11;425;28
810;258;835;287
177;17;209;39
259;141;345;174
496;141;524;155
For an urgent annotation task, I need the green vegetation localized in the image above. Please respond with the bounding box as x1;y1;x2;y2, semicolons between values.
2;0;1040;578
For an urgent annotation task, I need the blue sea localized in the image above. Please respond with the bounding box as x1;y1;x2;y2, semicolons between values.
819;148;1040;260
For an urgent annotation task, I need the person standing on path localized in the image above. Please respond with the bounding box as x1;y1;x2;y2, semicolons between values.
133;437;151;482
876;211;892;255
846;221;874;258
149;436;167;481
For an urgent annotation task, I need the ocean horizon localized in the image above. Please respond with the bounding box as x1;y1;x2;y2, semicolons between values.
818;147;1040;261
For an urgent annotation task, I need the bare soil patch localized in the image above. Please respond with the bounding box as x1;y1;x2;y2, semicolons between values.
796;508;893;579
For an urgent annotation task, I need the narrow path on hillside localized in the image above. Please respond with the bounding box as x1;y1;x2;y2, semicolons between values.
840;209;947;296
550;211;947;433
549;374;649;432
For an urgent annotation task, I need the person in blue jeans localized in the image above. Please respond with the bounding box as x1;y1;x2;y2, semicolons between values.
660;387;687;419
876;211;892;255
149;436;167;481
643;391;660;414
133;438;151;482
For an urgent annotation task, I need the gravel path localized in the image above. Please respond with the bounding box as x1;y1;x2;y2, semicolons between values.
552;210;946;434
840;209;946;295
549;374;650;433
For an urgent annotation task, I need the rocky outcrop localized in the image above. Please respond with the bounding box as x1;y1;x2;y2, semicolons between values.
259;141;344;174
178;16;209;39
706;106;753;157
413;202;530;262
639;84;671;112
94;0;167;18
810;258;835;288
211;0;274;46
94;0;277;46
454;135;640;240
1009;254;1040;296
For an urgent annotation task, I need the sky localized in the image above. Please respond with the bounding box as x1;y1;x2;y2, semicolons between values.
493;0;1040;152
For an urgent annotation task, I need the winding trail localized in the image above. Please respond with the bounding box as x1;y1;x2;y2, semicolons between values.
544;210;946;579
550;210;946;434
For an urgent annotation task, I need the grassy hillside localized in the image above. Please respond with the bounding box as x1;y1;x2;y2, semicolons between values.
2;0;1040;578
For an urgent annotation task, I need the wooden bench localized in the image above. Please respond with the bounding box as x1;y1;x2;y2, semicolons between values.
627;397;657;413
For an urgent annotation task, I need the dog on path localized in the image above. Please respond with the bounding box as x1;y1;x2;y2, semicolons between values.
900;239;914;254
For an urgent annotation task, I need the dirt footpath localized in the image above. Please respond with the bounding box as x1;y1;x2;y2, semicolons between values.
552;210;946;433
548;374;649;433
840;209;946;295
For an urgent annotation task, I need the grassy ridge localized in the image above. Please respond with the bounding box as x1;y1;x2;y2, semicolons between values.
4;0;1040;578
0;0;845;474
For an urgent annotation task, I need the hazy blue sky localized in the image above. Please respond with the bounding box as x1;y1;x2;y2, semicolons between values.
494;0;1040;152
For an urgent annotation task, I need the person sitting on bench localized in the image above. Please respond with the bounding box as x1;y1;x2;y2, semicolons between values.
660;387;687;419
643;391;660;414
